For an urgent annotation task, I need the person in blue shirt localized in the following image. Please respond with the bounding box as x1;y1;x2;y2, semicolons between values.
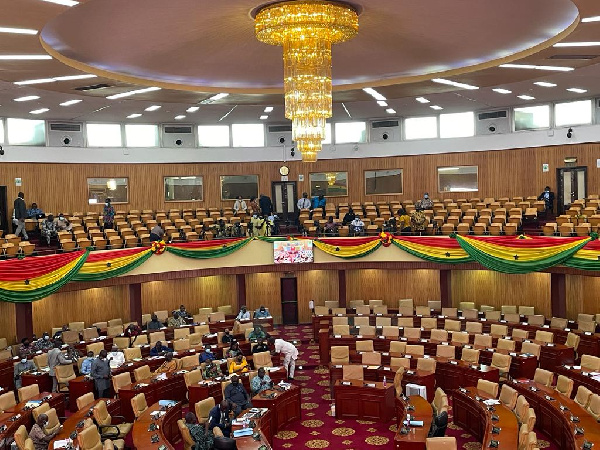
311;194;326;210
150;341;169;356
199;347;215;363
80;351;95;375
236;306;250;321
253;306;270;319
26;202;45;219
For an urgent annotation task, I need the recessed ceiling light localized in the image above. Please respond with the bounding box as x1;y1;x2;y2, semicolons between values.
29;108;49;114
15;74;97;85
0;55;52;60
14;95;40;102
415;97;430;103
499;63;574;72
566;88;588;93
174;115;186;120
377;100;388;107
41;0;79;6
533;82;557;87
492;88;512;94
554;42;600;47
430;105;443;110
517;95;536;100
362;87;386;101
106;86;161;100
264;106;274;113
432;78;479;90
582;16;600;22
259;115;269;120
126;113;142;119
59;99;82;106
186;106;200;113
386;108;396;114
0;27;38;35
145;105;161;111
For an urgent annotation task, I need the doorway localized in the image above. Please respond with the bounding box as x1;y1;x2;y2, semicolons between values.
557;166;587;214
281;276;298;325
272;181;297;232
0;186;7;235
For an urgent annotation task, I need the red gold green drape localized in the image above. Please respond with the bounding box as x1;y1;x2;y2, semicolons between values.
166;237;253;258
393;236;471;264
72;247;153;282
312;237;382;259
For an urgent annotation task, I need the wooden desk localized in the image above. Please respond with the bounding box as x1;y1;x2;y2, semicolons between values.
452;387;519;450
132;401;182;450
434;359;499;392
394;395;434;450
507;379;600;450
334;379;395;423
0;411;30;450
252;385;301;434
5;392;65;423
0;358;15;392
231;408;273;449
68;375;95;413
556;365;600;397
21;371;53;394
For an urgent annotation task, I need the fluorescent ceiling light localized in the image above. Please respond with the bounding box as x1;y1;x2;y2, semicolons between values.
145;105;161;111
174;115;186;120
106;86;161;100
492;88;512;94
14;95;40;102
554;42;600;47
416;97;430;104
582;16;600;22
0;54;52;60
386;108;396;114
259;115;268;120
362;87;386;101
499;63;574;72
377;100;388;107
432;78;479;90
126;113;142;119
264;106;274;113
29;108;49;114
186;106;200;113
209;93;229;101
430;105;443;110
533;82;557;87
566;88;587;93
517;95;536;100
15;78;55;85
53;74;96;81
59;99;82;106
41;0;79;6
0;27;38;35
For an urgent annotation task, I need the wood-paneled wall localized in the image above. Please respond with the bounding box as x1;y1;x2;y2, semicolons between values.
245;273;283;325
3;143;599;214
451;271;552;317
140;276;237;316
346;269;441;307
0;302;16;344
565;275;600;320
32;286;129;336
297;270;339;323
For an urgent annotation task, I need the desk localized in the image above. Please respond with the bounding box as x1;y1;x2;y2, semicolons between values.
5;392;65;422
252;385;301;434
68;375;94;412
21;371;53;394
0;412;30;450
507;379;600;450
0;359;15;392
132;401;182;450
434;359;499;391
231;408;273;449
394;395;433;450
556;365;600;397
334;379;395;423
452;387;518;450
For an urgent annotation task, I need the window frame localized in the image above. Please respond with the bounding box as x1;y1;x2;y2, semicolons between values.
86;123;124;147
231;123;265;148
219;174;260;201
364;168;404;196
197;124;231;148
554;99;593;128
124;123;160;148
512;104;551;132
6;117;47;146
163;176;204;202
309;171;349;198
404;115;439;140
87;177;129;205
437;165;479;193
333;121;367;144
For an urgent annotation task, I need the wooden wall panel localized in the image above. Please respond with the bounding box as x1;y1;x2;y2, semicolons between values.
565;275;600;320
346;269;440;307
0;302;16;344
3;143;600;215
141;276;237;316
296;270;339;324
32;286;129;336
451;271;551;317
245;273;283;325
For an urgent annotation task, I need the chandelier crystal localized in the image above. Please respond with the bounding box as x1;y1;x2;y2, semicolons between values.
255;0;359;162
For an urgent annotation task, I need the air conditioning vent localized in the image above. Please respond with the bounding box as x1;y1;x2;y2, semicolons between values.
548;54;598;60
161;124;195;148
164;126;193;134
476;110;510;135
74;83;112;91
268;124;292;133
478;111;507;121
372;120;399;129
48;121;84;147
369;119;400;142
49;123;82;132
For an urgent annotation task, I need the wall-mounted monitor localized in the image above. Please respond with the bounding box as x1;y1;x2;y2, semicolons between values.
274;240;314;264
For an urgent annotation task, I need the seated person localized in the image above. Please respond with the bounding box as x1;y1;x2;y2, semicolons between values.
34;332;54;352
236;306;250;321
225;342;243;359
350;216;365;236
29;414;61;449
253;305;270;319
149;224;165;242
80;351;95;375
108;345;125;369
310;195;326;217
150;341;170;356
324;216;339;236
250;367;272;396
179;304;191;319
168;311;187;328
342;207;356;226
53;325;68;340
18;337;35;358
199;347;215;363
26;202;45;219
146;314;163;331
397;208;411;233
208;400;233;438
252;338;269;354
416;192;433;210
233;196;247;215
14;354;36;389
223;375;252;418
41;214;58;245
55;213;72;232
221;329;233;344
228;355;248;375
184;411;213;450
247;325;267;341
203;359;223;379
154;352;178;374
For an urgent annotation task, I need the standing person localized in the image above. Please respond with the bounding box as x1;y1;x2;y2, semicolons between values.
80;351;95;376
184;411;214;450
233;196;247;215
48;341;73;392
149;224;165;242
249;196;259;214
311;194;326;211
297;192;311;210
13;192;28;240
91;350;111;398
259;194;273;216
208;400;233;438
397;208;412;233
29;414;61;449
538;186;555;214
410;205;427;235
102;198;115;230
268;337;298;381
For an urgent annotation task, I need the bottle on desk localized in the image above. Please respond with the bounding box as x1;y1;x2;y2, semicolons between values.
383;376;387;387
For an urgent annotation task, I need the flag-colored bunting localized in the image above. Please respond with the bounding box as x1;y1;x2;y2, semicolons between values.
312;237;382;259
564;237;600;270
166;237;252;259
392;236;472;264
0;250;88;303
72;247;153;282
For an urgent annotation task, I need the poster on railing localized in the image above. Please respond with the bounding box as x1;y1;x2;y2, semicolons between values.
274;240;314;264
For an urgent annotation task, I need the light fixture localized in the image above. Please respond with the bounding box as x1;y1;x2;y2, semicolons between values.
386;108;396;114
363;88;387;101
29;108;49;114
174;115;186;120
582;16;600;22
430;105;443;110
0;55;52;60
14;96;40;102
59;99;82;106
416;97;430;103
255;0;359;162
14;74;96;85
533;82;557;87
432;78;479;90
517;95;536;100
126;113;142;119
260;115;268;120
14;78;55;85
106;179;117;191
554;42;600;47
145;105;161;111
492;88;512;94
186;106;200;113
0;27;38;35
566;88;587;93
377;100;388;107
326;172;337;186
106;86;161;100
499;63;574;71
41;0;79;6
264;106;274;113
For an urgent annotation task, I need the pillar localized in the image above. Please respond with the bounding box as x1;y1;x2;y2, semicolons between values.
440;270;452;308
550;273;567;319
236;274;246;311
338;270;346;308
129;283;142;325
16;302;33;340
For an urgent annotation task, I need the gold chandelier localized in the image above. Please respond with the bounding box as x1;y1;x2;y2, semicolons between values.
255;0;359;162
326;172;337;186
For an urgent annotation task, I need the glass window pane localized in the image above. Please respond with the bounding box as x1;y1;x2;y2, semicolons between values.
514;105;550;131
555;100;592;127
440;112;474;138
220;175;259;200
198;125;230;147
334;122;366;144
125;124;159;147
365;169;403;195
164;176;203;201
86;123;122;147
438;166;478;193
309;172;348;197
7;118;46;145
323;123;332;145
87;177;128;204
232;124;264;147
0;119;4;144
405;116;438;140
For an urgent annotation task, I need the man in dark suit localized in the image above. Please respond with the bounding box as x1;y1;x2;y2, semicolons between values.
223;375;252;417
208;400;233;437
13;192;28;239
538;186;555;214
258;194;272;216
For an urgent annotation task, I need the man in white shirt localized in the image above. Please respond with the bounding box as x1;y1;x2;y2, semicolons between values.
350;217;365;236
297;192;311;210
236;306;250;321
107;344;125;369
233;196;247;215
269;337;298;380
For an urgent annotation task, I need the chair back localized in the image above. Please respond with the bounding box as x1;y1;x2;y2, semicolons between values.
397;318;413;327
106;325;124;338
417;358;436;372
131;393;148;418
575;385;593;408
314;306;329;315
433;388;448;414
578;321;596;333
209;312;226;322
134;365;152;382
490;324;508;338
353;316;369;327
477;379;499;397
373;306;388;315
465;322;482;334
252;351;273;369
491;353;512;373
421;318;437;330
173;339;191;352
18;384;39;402
56;364;76;384
178;419;195;450
342;364;364;380
78;422;102;450
389;341;406;354
512;329;529;340
330;346;350;364
497;338;516;351
33;353;49;370
381;326;399;338
504;313;520;324
124;347;142;361
149;331;166;345
499;384;518;409
521;342;541;358
13;425;29;450
184;369;203;388
332;325;349;335
86;342;104;356
501;305;517;314
82;328;99;341
393;367;404;396
485;310;501;321
404;327;421;339
405;345;424;357
174;328;190;340
461;348;480;364
62;330;80;344
441;307;457;318
450;332;469;345
555;375;574;398
69;321;85;332
107;318;123;328
550;317;568;330
444;319;460;332
194;396;215;424
430;329;448;342
581;354;600;372
0;391;17;412
425;437;457;450
436;345;455;359
565;332;580;351
93;400;111;425
181;355;200;370
76;392;95;411
533;368;553;387
527;315;545;326
361;352;382;366
112;372;132;394
535;330;553;343
332;317;348;326
355;340;374;352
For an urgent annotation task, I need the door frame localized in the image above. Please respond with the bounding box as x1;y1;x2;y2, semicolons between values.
556;166;587;214
271;181;298;225
280;276;298;325
0;186;7;235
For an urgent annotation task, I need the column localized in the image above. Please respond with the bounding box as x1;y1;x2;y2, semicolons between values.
440;269;452;308
338;270;346;308
16;303;33;340
550;273;567;319
129;283;142;325
236;274;246;311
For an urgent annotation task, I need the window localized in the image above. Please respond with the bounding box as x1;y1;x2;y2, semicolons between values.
7;118;46;145
514;105;550;131
334;122;366;144
198;125;230;147
405;116;438;140
232;124;264;147
86;123;122;147
87;177;128;204
125;124;159;147
555;100;592;127
323;123;332;145
365;169;403;195
0;119;4;144
309;172;348;197
438;166;478;193
220;175;259;200
440;112;474;138
164;176;203;202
